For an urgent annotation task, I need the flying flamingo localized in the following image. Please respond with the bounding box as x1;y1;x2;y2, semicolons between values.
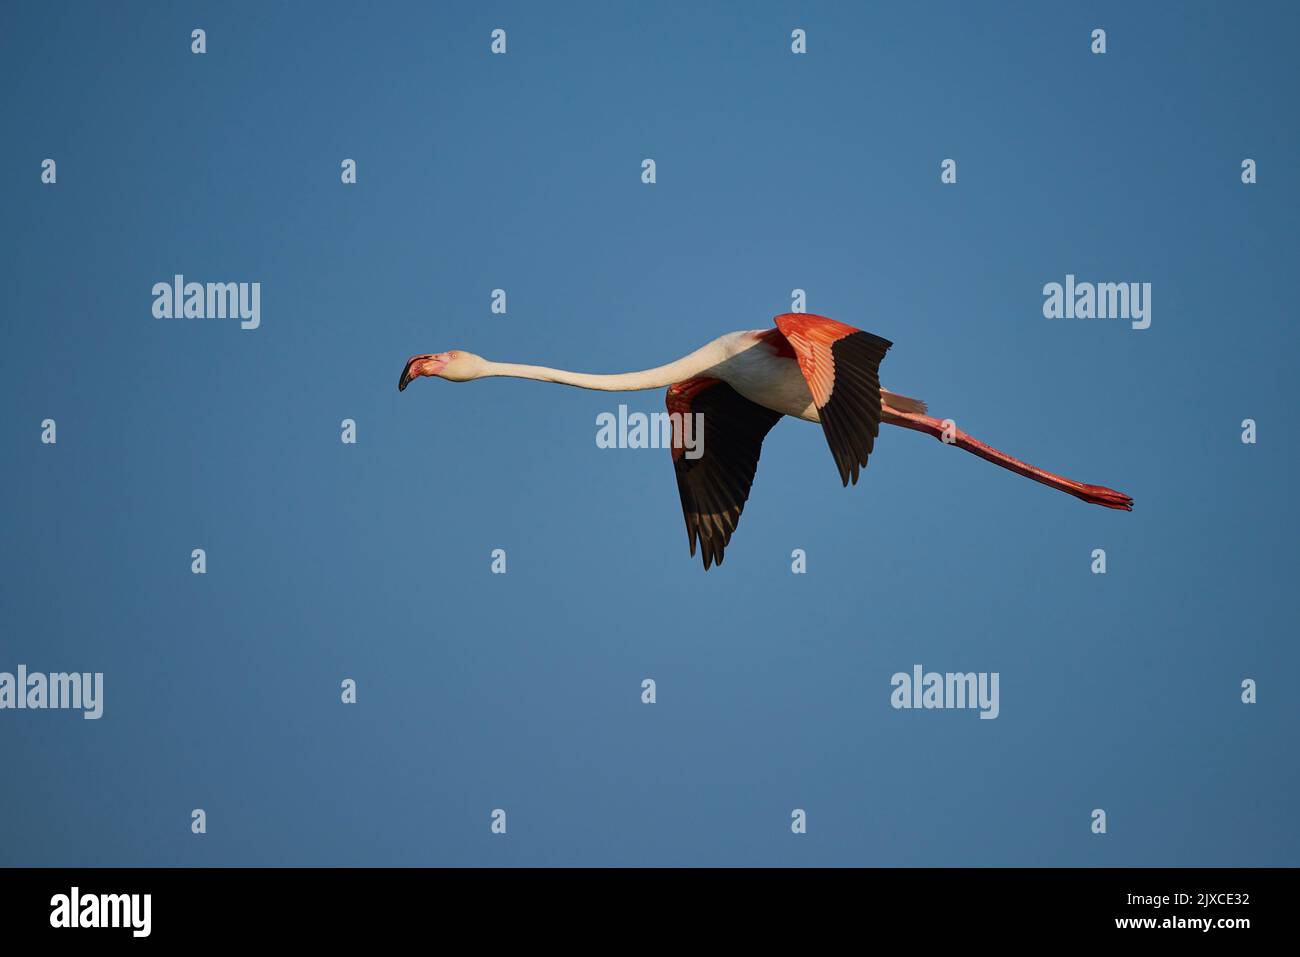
399;313;1132;568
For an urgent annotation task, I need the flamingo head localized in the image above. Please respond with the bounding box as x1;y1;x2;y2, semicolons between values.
398;350;485;390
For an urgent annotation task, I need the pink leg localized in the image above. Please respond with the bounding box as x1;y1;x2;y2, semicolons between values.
881;407;1133;510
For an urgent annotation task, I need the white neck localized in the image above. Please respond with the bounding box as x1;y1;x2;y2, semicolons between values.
479;338;728;392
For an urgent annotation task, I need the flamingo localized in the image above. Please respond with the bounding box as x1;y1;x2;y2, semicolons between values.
399;313;1132;568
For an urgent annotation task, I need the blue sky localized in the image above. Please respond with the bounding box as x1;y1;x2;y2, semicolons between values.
1;1;1296;865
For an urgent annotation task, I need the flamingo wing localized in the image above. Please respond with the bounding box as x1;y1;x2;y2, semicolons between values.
667;377;783;570
773;312;894;486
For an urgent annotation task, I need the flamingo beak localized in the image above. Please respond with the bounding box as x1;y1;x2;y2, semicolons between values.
398;359;419;391
398;355;442;392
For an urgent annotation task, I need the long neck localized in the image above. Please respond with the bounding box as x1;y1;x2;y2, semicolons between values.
480;340;726;392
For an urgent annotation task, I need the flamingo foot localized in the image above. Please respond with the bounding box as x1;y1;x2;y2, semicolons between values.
1073;484;1134;510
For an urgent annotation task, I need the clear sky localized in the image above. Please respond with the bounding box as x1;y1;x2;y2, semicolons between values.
1;0;1296;866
